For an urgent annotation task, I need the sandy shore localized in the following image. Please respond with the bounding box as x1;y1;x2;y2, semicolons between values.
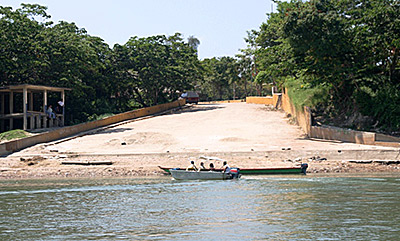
1;103;399;179
1;152;400;179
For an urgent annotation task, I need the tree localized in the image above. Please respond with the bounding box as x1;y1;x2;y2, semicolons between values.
250;0;400;132
200;57;239;100
187;35;200;54
0;4;52;85
114;33;202;107
0;5;203;125
0;4;113;124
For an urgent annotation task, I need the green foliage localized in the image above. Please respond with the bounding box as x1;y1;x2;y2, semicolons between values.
199;57;243;100
254;71;269;85
2;2;399;134
0;129;30;141
120;33;202;107
250;0;400;133
285;77;330;110
356;85;400;132
0;4;202;126
87;113;115;122
187;35;200;53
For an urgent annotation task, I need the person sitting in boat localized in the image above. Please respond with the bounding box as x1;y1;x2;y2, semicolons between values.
221;161;230;173
198;162;206;172
186;161;198;171
209;163;216;171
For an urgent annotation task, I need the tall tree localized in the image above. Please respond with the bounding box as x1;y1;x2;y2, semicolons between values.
187;35;200;54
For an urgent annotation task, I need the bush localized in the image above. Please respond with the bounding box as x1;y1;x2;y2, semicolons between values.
0;130;31;142
87;113;115;122
285;77;329;111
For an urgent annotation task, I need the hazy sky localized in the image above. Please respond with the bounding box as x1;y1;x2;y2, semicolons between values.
2;0;275;59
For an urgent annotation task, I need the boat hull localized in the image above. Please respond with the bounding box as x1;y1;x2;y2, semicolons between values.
169;169;234;180
159;166;305;175
239;167;303;175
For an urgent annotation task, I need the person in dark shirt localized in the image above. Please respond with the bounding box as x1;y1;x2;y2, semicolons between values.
198;162;206;171
209;163;216;171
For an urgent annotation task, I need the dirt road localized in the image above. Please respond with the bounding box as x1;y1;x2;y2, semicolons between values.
1;103;399;179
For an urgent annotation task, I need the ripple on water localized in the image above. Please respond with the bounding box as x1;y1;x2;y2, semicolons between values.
0;175;399;240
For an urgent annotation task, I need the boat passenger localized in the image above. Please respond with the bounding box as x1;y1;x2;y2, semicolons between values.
198;162;206;172
186;161;198;171
221;161;230;173
209;163;216;171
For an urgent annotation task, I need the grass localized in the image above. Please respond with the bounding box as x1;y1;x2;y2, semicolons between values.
285;77;329;111
0;129;31;142
87;113;115;121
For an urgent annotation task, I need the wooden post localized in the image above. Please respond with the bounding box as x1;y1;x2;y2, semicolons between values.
30;116;34;130
43;90;47;113
61;90;65;126
36;115;41;129
0;93;3;132
43;90;47;128
9;91;13;130
9;91;13;114
0;93;4;114
29;91;33;111
23;87;28;130
29;91;34;129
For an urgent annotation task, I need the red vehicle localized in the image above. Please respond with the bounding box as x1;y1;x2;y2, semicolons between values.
181;91;199;104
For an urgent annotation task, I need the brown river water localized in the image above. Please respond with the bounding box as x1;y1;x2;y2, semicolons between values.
0;174;399;240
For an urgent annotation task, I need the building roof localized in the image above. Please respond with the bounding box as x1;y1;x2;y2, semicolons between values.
0;84;72;92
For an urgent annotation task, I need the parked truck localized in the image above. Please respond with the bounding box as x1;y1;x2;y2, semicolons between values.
181;91;199;104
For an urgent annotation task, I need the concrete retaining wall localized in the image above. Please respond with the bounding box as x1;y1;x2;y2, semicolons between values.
246;96;273;105
280;91;312;135
310;126;376;145
0;99;185;156
278;89;399;147
376;133;400;142
246;90;399;147
201;99;245;104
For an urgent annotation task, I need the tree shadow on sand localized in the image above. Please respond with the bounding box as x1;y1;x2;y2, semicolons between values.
166;104;225;115
89;127;134;135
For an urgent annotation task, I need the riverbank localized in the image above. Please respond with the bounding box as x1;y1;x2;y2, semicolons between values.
1;152;399;179
2;103;399;179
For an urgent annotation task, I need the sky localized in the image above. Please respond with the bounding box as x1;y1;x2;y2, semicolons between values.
2;0;275;59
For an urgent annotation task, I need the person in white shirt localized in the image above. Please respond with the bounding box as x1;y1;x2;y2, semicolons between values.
186;161;198;171
47;105;56;119
221;161;230;173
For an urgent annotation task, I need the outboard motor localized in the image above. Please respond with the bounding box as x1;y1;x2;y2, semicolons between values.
228;168;240;179
301;163;308;175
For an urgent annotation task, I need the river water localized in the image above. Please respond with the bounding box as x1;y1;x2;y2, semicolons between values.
0;174;399;240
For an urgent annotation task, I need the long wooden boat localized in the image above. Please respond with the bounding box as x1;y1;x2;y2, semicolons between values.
169;169;237;180
159;165;307;175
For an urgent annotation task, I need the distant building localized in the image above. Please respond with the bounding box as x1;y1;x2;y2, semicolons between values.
0;84;71;132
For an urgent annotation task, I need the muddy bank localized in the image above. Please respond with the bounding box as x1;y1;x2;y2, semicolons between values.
1;152;399;179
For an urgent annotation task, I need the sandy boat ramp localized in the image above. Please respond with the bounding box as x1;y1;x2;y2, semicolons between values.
1;103;399;179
